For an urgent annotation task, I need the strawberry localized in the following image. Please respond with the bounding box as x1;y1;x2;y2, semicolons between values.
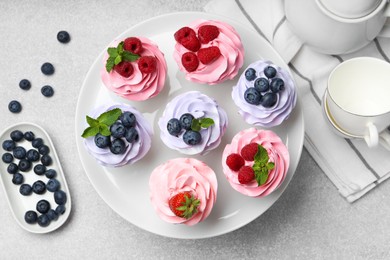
181;52;199;72
226;153;245;172
138;56;157;74
240;143;259;161
198;25;220;44
114;61;134;78
238;166;255;184
197;46;221;65
168;192;200;219
123;37;143;54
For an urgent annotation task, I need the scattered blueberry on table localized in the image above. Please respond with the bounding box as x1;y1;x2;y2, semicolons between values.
57;30;71;44
41;85;54;97
8;100;22;113
19;79;31;90
41;62;55;76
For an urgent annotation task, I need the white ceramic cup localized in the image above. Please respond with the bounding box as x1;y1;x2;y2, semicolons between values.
326;57;390;149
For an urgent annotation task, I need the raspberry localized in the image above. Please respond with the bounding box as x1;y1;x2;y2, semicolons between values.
138;56;157;74
174;27;196;43
226;153;245;172
181;35;200;52
124;37;143;54
114;61;134;78
240;143;259;161
238;166;255;184
198;25;220;44
197;46;221;65
181;52;199;72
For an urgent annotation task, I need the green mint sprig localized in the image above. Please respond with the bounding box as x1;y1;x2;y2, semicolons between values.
252;144;275;186
81;108;122;138
191;118;214;132
105;41;140;72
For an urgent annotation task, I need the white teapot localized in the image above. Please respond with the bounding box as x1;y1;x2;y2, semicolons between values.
285;0;390;54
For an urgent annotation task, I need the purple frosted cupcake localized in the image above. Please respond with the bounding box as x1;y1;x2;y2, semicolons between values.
158;91;228;155
82;103;153;167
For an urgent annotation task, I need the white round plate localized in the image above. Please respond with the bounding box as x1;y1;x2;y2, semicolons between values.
75;12;304;239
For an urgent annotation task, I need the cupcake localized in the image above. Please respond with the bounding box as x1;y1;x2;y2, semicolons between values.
222;128;289;197
82;103;153;167
101;36;167;101
173;19;244;85
158;91;228;155
149;158;217;226
232;60;297;127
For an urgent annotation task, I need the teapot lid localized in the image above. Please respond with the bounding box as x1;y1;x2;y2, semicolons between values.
317;0;383;19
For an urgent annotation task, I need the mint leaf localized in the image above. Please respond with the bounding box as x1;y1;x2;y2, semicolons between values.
106;56;115;72
107;47;118;57
254;144;269;164
117;41;124;54
99;125;111;136
86;116;99;127
81;126;99;138
200;118;214;128
191;119;201;132
114;55;122;65
122;51;140;62
97;108;122;126
267;162;275;170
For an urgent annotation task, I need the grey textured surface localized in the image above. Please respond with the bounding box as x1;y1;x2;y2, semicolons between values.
1;1;390;259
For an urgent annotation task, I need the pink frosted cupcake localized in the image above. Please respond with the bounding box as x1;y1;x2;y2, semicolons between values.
149;158;217;226
222;128;289;197
101;36;167;101
173;19;244;85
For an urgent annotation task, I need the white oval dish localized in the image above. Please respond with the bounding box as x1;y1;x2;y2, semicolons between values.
0;122;71;233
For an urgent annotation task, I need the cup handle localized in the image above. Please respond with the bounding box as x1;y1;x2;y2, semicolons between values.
378;3;390;37
379;129;390;151
365;122;379;147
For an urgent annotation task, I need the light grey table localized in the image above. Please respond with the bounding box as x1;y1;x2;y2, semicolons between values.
1;1;390;259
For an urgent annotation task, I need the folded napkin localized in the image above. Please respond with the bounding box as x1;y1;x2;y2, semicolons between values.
205;0;390;202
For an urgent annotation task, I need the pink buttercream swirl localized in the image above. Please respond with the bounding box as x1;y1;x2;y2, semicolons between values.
158;91;228;155
101;37;167;101
232;60;297;127
83;103;153;167
173;19;244;85
149;158;217;226
222;128;289;197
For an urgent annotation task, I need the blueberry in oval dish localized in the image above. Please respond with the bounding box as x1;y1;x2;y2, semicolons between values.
270;78;285;93
7;163;18;174
57;30;71;44
125;127;138;143
254;77;269;92
19;79;31;90
109;138;126;154
24;131;35;141
261;92;278;108
19;184;33;196
24;210;38;224
41;62;55;75
94;133;110;148
2;140;16;151
41;154;52;166
8;100;22;113
120;112;136;128
41;85;54;97
167;118;182;136
47;179;60;192
180;113;194;130
37;214;51;227
32;138;44;148
32;180;46;194
12;173;24;185
38;145;50;155
45;169;57;179
13;146;26;159
10;130;24;142
244;87;262;105
183;130;202;145
2;153;13;163
26;149;40;162
47;209;58;221
55;205;66;215
110;122;126;138
33;164;46;175
54;190;67;205
264;66;277;79
36;199;51;214
18;159;32;172
245;68;256;81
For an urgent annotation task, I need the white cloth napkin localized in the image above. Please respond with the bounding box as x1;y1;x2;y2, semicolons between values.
205;0;390;202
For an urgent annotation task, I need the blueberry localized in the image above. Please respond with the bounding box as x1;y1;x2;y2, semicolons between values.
24;210;38;224
19;184;32;196
41;154;52;166
38;145;50;155
26;149;40;162
54;190;67;205
2;140;16;151
245;68;256;81
261;92;278;108
254;77;269;92
47;179;60;192
125;127;138;143
24;131;35;141
109;138;126;154
41;62;55;75
167;118;182;136
47;209;58;221
244;87;262;105
55;205;66;215
94;133;111;148
41;85;54;97
2;153;13;163
32;180;46;194
12;173;24;185
18;159;32;172
33;164;46;175
180;113;194;130
183;130;202;145
19;79;31;90
7;163;18;174
120;112;136;128
110;122;126;138
264;66;277;79
36;199;51;214
37;214;51;227
32;138;44;148
13;146;26;159
45;169;57;179
8;100;22;113
57;30;71;44
270;78;285;93
10;130;24;142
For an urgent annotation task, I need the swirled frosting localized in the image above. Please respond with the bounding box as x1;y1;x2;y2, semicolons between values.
83;103;153;167
149;158;217;226
158;91;228;155
232;60;297;127
222;128;289;197
101;37;167;101
173;19;244;85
